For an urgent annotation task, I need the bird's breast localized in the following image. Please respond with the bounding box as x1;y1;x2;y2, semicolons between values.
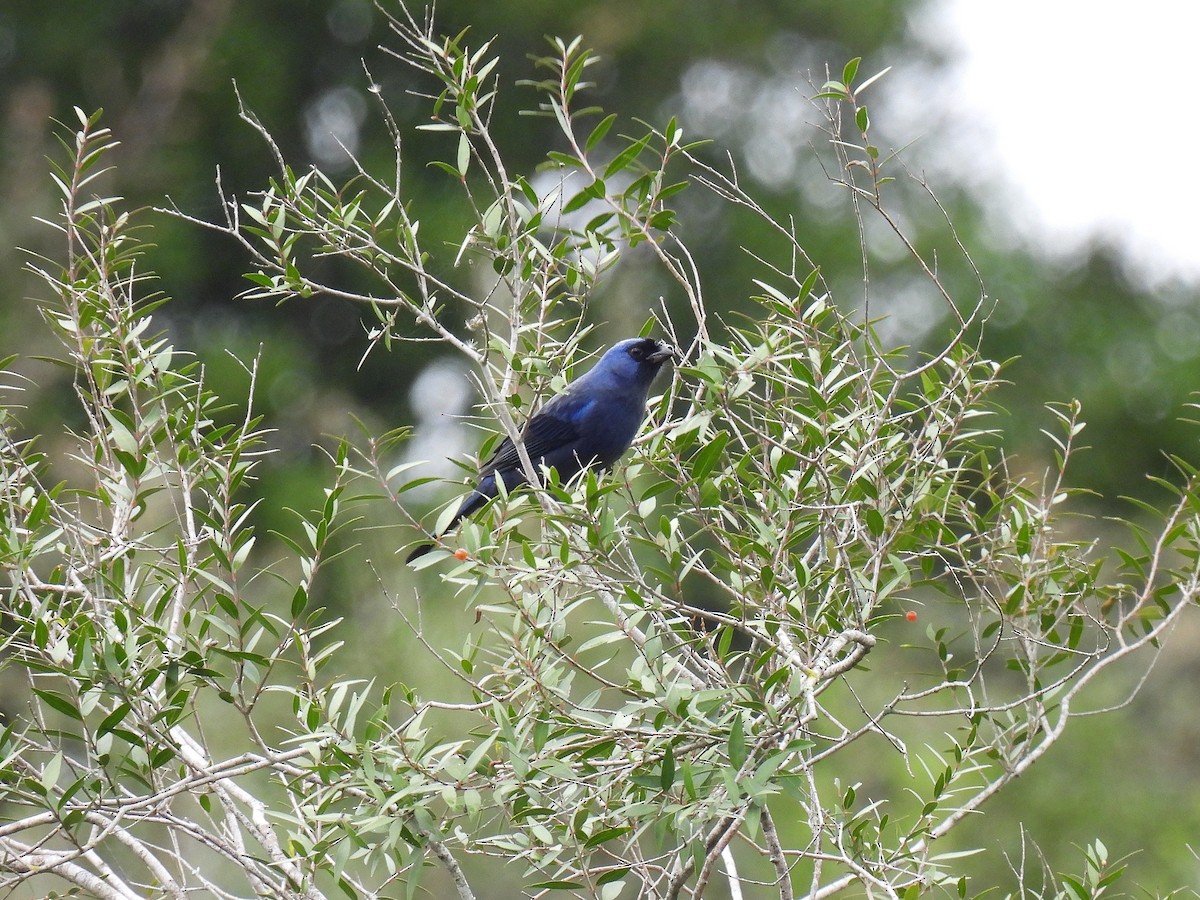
577;398;643;464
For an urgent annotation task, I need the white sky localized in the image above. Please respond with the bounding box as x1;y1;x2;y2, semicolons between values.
928;0;1200;285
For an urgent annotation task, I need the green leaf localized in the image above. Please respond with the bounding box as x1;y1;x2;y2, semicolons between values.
97;703;131;737
597;867;630;886
34;689;82;722
856;105;870;133
586;113;617;151
456;133;471;176
842;57;861;87
290;586;308;618
546;150;585;169
41;751;63;792
728;714;747;769
25;492;51;530
716;625;734;660
689;432;729;482
428;160;462;179
1060;875;1089;900
797;267;822;302
604;133;652;178
585;826;631;848
682;758;697;800
562;178;605;214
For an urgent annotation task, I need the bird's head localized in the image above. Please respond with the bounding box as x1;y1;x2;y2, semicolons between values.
599;337;679;386
624;337;679;366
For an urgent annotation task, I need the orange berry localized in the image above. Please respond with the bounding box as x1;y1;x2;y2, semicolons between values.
453;548;470;561
905;610;918;622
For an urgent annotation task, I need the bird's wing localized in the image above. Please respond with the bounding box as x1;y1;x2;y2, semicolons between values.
478;399;587;477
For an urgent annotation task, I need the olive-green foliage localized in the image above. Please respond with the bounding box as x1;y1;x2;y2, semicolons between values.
3;27;1199;896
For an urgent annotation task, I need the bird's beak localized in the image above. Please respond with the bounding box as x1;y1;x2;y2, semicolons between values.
649;342;680;364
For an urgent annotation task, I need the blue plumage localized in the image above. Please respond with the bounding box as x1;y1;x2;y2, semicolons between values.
407;337;678;561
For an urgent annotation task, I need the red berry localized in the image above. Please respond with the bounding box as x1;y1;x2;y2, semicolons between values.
454;548;469;561
905;610;918;622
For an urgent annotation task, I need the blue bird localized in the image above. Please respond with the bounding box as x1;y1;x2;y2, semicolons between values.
407;337;679;562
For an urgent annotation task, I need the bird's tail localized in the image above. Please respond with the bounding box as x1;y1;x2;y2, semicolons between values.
405;489;491;564
405;540;436;563
405;517;458;562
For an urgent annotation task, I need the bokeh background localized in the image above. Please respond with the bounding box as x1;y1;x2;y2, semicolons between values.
2;0;1197;892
